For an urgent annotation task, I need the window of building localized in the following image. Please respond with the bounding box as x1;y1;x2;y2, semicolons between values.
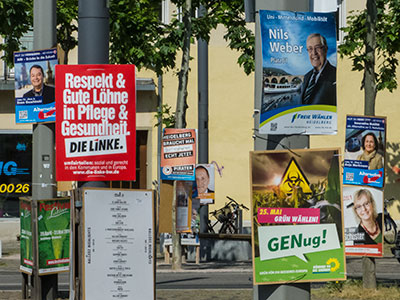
313;0;346;43
0;131;32;218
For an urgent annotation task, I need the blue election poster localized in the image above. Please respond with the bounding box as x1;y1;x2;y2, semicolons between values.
343;115;386;188
259;10;337;135
14;49;57;123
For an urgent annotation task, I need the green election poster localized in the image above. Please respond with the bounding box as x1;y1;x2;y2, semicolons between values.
37;198;71;275
250;149;346;284
20;199;33;274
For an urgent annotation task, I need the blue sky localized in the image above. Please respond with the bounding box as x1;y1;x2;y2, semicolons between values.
260;10;337;75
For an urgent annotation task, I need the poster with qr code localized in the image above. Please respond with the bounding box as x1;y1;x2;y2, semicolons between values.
14;48;57;123
259;10;337;135
343;115;386;188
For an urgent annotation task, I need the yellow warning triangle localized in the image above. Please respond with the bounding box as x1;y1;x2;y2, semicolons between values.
279;158;312;195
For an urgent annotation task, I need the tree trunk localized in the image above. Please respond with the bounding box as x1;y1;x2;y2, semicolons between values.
171;180;182;270
171;0;192;270
362;0;377;290
364;0;377;116
175;0;192;128
362;257;377;289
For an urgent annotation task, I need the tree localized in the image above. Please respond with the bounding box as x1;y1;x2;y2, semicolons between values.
339;0;400;289
56;0;78;64
0;0;32;68
339;0;400;116
109;0;254;126
0;0;78;66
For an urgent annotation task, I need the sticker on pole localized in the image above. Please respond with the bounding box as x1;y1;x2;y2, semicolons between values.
55;65;136;181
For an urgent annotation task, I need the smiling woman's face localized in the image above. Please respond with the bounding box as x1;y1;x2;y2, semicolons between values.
354;194;373;222
364;135;376;153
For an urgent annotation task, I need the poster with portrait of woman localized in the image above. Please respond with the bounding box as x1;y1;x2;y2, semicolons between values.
343;185;383;257
343;115;386;188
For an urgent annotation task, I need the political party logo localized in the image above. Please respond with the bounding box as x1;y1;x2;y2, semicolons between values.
280;158;312;195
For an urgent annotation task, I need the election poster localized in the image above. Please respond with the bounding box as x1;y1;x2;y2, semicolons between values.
343;115;386;188
37;198;71;274
259;10;337;135
14;48;57;123
161;128;196;181
176;181;193;233
193;164;215;205
250;149;346;284
82;189;154;300
55;64;136;181
343;186;383;257
20;199;33;275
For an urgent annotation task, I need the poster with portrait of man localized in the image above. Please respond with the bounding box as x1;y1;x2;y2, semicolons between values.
14;49;58;123
343;185;383;257
259;10;337;135
343;115;386;188
193;164;215;205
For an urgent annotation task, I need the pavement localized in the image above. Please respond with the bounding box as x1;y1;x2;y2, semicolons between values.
1;239;400;300
2;238;400;277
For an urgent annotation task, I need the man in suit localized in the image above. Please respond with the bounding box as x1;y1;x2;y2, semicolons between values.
23;65;55;104
301;33;336;106
195;166;214;194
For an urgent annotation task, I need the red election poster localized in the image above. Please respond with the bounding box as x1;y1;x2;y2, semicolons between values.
55;65;136;181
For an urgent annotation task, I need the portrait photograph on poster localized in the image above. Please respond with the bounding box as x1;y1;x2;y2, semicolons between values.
14;49;58;123
343;185;383;257
192;164;215;205
343;115;386;188
259;10;337;135
250;149;346;285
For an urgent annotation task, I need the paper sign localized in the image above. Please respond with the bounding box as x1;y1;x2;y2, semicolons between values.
55;64;136;181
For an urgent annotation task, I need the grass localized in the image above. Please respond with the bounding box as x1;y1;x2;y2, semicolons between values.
312;280;400;300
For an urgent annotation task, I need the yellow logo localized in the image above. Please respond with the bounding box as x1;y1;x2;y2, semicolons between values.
280;158;312;195
326;258;340;272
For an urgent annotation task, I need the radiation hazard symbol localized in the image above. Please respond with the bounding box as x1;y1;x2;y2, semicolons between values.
279;158;312;195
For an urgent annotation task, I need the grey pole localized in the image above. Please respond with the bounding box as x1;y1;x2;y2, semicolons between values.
78;0;109;65
251;1;310;299
197;5;209;236
32;0;57;299
77;0;109;187
75;2;110;299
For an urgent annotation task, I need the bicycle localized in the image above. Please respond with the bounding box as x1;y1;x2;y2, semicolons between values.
207;196;249;234
383;197;397;245
384;198;400;263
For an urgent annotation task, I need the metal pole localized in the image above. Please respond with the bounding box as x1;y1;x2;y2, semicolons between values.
77;0;109;189
78;0;109;65
76;1;110;298
197;4;209;236
252;1;310;299
32;0;57;299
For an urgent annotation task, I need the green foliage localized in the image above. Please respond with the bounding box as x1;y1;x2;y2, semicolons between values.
154;104;176;128
109;0;254;76
339;0;400;92
0;0;32;67
57;0;78;64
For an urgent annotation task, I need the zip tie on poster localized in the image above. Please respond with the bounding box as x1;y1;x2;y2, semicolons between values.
252;133;302;158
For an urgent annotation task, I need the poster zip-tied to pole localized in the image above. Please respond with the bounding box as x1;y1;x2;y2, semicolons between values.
250;149;346;284
259;10;337;135
83;189;154;300
55;65;136;182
